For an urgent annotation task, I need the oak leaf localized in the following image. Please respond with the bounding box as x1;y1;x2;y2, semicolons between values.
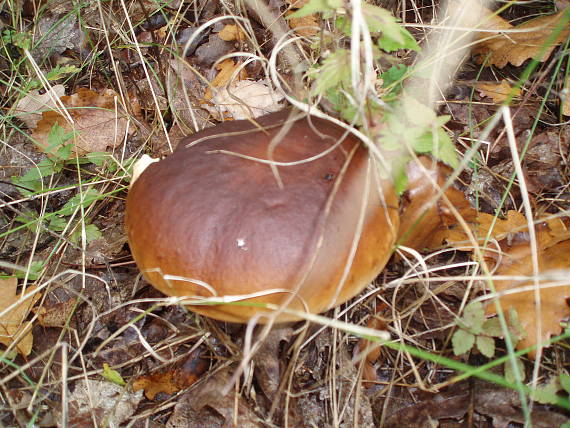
485;235;570;357
32;88;130;157
0;277;41;356
14;84;66;129
473;7;570;68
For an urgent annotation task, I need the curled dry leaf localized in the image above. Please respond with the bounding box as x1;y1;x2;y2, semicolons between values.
204;59;248;100
208;79;284;120
0;277;41;356
476;80;521;103
32;88;131;156
14;84;66;129
473;6;570;68
132;348;208;399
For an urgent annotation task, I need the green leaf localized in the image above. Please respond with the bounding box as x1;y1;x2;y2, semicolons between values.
102;363;126;387
288;0;340;18
560;374;570;395
381;64;408;88
461;302;485;335
14;260;46;281
504;356;525;384
70;223;102;244
41;123;75;161
2;29;32;50
379;28;420;52
431;128;458;168
531;377;561;405
452;329;475;355
59;188;102;216
48;216;67;232
507;308;526;344
482;317;503;337
85;152;109;167
311;50;351;96
14;211;40;232
476;335;495;358
45;65;81;81
11;159;60;196
362;4;419;51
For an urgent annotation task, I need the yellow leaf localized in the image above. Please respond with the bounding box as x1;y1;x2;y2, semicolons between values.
476;80;521;103
0;277;41;356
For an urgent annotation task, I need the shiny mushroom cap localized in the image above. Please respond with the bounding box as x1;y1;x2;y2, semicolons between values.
125;110;399;323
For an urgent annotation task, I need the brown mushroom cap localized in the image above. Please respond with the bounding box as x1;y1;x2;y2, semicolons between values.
125;110;399;323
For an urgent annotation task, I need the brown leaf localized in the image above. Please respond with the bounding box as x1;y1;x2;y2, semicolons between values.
204;59;248;100
166;367;264;428
217;24;246;42
485;229;570;357
31;88;131;157
0;277;41;356
132;348;208;399
34;298;77;328
473;7;570;68
476;80;521;103
287;12;319;37
14;84;66;129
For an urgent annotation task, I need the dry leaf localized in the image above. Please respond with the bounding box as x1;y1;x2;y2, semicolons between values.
166;367;263;428
217;24;246;42
133;349;208;399
204;59;248;100
485;236;570;357
64;379;143;426
208;79;284;120
14;84;66;129
473;7;570;68
287;12;319;37
476;80;521;103
31;88;131;156
34;298;77;328
0;277;41;356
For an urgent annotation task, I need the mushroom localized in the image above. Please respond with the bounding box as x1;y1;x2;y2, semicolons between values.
125;110;399;323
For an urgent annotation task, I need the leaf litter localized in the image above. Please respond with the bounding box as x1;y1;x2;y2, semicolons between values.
3;0;570;426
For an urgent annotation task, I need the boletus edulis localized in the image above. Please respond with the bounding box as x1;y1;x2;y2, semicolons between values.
125;110;399;323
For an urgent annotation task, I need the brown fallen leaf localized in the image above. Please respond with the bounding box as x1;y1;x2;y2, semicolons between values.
0;277;41;356
133;348;208;399
485;226;570;357
166;366;264;428
217;24;246;42
33;298;78;328
473;7;570;68
31;88;131;157
14;84;66;129
476;80;521;103
287;11;319;37
204;59;248;100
